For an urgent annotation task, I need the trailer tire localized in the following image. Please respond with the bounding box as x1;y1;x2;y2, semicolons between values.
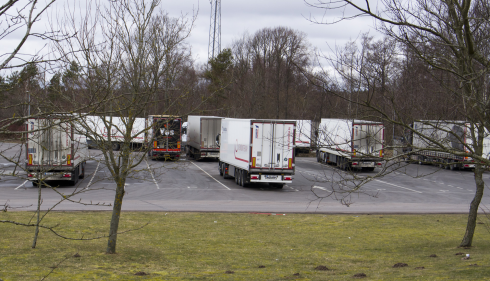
219;162;223;176
235;168;239;184
450;163;458;170
69;168;79;186
240;170;247;187
112;143;120;151
316;151;321;162
79;163;85;179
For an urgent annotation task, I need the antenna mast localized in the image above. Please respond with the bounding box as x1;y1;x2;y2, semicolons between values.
208;0;221;62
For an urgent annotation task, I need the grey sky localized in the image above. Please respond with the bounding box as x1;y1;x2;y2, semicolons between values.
2;0;379;72
169;0;379;65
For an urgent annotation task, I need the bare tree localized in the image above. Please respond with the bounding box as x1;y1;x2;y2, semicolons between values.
51;0;196;254
308;0;490;247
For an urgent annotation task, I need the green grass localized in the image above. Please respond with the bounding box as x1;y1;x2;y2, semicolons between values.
1;212;489;280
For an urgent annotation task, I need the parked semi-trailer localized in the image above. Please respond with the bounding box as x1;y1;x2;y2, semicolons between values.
146;115;182;160
316;119;384;171
293;120;319;155
186;116;222;160
218;118;296;188
409;120;490;170
83;115;146;150
26;117;88;186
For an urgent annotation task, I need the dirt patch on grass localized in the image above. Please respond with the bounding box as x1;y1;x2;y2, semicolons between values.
314;265;329;271
73;253;81;258
353;273;367;278
258;265;266;268
134;271;148;276
393;263;408;268
429;254;437;257
225;270;234;274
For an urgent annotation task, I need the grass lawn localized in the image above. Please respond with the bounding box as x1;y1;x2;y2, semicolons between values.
1;212;489;280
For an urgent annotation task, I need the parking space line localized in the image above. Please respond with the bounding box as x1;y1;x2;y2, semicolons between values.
191;162;230;190
375;179;423;193
312;186;330;192
15;180;28;190
86;161;100;189
145;158;160;190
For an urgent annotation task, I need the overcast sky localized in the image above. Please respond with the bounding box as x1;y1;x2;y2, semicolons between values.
2;0;380;73
166;0;379;66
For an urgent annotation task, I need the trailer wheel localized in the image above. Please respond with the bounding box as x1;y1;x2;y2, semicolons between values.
235;168;239;184
69;168;79;186
316;151;320;162
240;170;247;187
219;162;223;176
112;143;120;151
79;162;86;179
450;163;458;170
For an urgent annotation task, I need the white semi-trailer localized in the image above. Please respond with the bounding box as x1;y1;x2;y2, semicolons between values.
26;117;88;186
294;120;319;155
84;115;146;151
409;120;490;170
186;116;222;160
218;118;296;188
316;119;384;171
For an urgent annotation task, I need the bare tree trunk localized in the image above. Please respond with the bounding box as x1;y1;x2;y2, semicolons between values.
32;183;42;248
460;164;485;247
106;181;125;254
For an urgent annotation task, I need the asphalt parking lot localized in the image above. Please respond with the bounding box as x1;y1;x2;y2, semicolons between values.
1;142;489;213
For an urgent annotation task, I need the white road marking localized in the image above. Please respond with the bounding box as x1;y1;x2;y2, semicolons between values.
313;186;330;192
191;162;230;190
145;158;160;190
286;185;299;192
375;179;423;193
15;180;28;190
86;161;100;189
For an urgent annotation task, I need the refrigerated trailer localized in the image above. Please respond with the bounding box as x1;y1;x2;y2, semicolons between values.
186;116;222;160
218;119;296;188
409;120;490;170
26;117;88;186
146;115;182;160
83;115;146;150
294;120;319;155
316;119;384;171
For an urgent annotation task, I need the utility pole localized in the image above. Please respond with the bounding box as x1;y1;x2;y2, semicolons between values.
208;0;221;62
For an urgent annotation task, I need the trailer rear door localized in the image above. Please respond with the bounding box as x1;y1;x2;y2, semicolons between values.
28;118;72;166
251;121;295;170
352;123;384;157
201;118;221;149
